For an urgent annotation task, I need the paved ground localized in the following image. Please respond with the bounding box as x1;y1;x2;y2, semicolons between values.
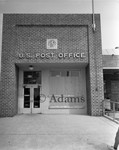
0;114;118;150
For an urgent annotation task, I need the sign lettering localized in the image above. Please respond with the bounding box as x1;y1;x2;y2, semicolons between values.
18;52;86;59
50;94;85;103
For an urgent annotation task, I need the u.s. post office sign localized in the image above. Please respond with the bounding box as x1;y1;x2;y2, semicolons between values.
18;52;86;59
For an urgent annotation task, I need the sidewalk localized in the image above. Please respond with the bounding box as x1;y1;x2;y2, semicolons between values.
0;114;118;150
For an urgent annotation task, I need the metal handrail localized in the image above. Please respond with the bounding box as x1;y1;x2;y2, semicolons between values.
102;99;119;122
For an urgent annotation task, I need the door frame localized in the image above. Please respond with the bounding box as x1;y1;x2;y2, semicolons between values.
23;84;41;114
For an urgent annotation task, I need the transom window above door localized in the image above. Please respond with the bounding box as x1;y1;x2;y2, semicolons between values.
50;70;79;77
24;71;41;84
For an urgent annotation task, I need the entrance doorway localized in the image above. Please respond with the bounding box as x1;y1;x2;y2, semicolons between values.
23;85;41;114
22;71;41;114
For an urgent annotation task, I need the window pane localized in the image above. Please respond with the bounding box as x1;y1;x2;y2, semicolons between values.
24;71;41;84
51;71;61;77
34;88;40;108
71;71;79;76
61;70;67;77
24;88;30;108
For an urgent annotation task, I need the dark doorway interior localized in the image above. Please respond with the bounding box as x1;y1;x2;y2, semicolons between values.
103;69;119;103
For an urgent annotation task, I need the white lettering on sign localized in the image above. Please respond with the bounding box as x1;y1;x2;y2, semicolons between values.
18;53;24;58
80;53;86;58
18;52;86;59
58;53;85;59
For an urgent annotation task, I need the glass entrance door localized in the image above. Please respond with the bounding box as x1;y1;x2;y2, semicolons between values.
22;71;41;114
23;85;41;114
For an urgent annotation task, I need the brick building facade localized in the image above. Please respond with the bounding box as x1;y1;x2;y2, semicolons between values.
0;14;104;117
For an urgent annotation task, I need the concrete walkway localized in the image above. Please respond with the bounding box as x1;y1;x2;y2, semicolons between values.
0;114;118;150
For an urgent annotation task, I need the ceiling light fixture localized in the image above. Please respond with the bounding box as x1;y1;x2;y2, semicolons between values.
29;65;34;70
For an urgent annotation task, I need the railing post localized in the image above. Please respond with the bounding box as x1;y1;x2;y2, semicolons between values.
102;100;105;116
103;99;119;122
113;102;115;120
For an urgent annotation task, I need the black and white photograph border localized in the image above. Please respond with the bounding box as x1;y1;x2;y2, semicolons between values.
0;0;119;150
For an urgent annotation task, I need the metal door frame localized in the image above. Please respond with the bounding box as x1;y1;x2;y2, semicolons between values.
23;84;41;114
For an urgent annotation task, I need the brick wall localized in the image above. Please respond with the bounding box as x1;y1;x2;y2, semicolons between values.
0;14;103;117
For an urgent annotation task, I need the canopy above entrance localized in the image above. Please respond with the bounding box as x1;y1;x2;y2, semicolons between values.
16;63;88;71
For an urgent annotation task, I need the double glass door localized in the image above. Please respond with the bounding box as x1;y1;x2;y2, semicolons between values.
23;71;41;114
23;85;41;114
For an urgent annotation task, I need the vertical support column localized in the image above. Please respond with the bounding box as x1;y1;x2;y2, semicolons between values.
0;64;17;117
88;15;104;116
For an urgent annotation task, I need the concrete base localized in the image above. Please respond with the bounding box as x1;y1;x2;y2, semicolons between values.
0;115;118;150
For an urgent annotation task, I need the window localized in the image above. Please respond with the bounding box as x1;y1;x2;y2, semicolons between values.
50;71;61;77
70;71;79;76
50;70;79;77
24;71;41;84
